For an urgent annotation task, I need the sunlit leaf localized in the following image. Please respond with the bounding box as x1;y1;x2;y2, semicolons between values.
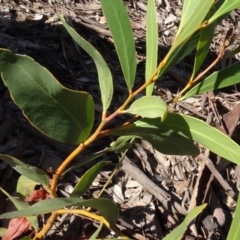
145;0;158;96
100;0;136;90
209;0;240;24
0;198;118;225
71;161;109;197
181;61;240;100
163;204;207;240
227;193;240;240
127;96;167;119
174;0;214;47
0;49;94;144
0;154;48;186
59;14;113;113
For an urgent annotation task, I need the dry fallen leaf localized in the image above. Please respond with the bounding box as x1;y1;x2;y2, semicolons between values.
3;217;31;240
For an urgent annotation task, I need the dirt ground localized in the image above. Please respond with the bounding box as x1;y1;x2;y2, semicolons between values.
0;0;240;239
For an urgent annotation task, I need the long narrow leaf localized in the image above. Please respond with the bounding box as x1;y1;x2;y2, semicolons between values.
0;154;48;187
0;198;119;225
145;0;158;96
181;61;240;100
0;188;38;231
163;204;207;240
71;161;109;197
209;0;240;24
111;113;240;164
59;14;113;113
100;0;136;90
227;193;240;240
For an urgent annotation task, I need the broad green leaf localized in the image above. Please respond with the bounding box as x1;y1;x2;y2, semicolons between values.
71;161;109;197
163;204;207;240
181;61;240;100
17;176;39;200
127;96;167;119
227;193;240;240
0;154;48;186
110;121;199;156
209;0;240;24
58;15;113;113
0;49;94;144
0;188;38;230
145;0;158;96
0;198;119;225
100;0;136;90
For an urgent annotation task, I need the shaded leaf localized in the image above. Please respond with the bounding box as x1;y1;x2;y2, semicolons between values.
0;198;119;225
0;188;38;231
127;96;167;119
0;49;94;144
163;204;207;240
111;120;199;156
181;61;240;100
17;175;40;200
107;136;134;153
191;21;216;80
111;113;240;164
59;14;113;113
158;32;199;77
100;0;136;90
71;161;109;197
145;0;158;96
0;154;48;187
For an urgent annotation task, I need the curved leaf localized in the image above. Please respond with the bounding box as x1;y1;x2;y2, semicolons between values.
145;0;158;96
127;96;167;119
209;0;240;24
181;61;240;100
163;204;207;240
174;0;214;47
0;49;94;144
227;193;240;240
0;154;48;187
111;122;199;156
59;14;113;113
71;161;109;197
100;0;136;90
0;198;119;225
138;113;240;164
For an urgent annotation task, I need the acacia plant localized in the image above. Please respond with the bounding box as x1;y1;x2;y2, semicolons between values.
0;0;240;239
